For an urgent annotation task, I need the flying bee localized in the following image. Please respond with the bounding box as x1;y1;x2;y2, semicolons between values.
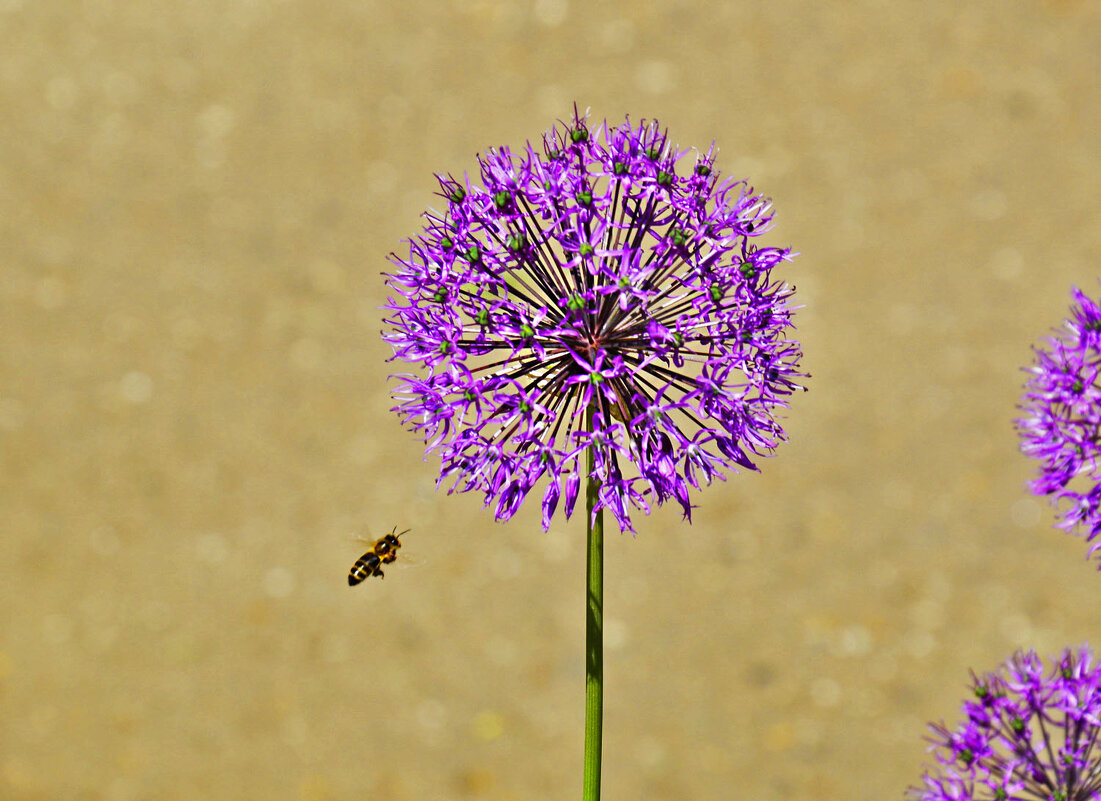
348;527;409;586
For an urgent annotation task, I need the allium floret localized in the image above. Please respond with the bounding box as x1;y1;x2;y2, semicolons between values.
383;107;806;531
1017;287;1101;565
912;646;1101;801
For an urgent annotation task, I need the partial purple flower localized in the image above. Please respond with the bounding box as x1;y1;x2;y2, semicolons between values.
383;107;806;531
911;646;1101;801
1017;287;1101;565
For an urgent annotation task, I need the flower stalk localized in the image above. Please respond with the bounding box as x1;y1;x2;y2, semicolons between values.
584;405;604;801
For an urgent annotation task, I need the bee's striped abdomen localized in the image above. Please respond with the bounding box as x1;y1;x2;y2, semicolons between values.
348;551;382;586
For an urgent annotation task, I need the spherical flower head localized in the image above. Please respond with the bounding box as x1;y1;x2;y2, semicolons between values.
1016;287;1101;566
382;107;806;532
911;646;1101;801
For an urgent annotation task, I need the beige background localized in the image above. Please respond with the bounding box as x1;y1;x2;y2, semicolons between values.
2;0;1100;799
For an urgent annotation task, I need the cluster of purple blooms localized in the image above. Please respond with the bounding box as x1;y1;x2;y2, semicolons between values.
917;297;1101;800
1017;287;1101;566
914;647;1101;801
383;110;804;531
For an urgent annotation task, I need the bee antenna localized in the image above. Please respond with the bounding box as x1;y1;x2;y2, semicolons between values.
396;528;411;539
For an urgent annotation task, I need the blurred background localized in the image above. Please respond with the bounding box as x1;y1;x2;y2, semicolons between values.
2;0;1100;798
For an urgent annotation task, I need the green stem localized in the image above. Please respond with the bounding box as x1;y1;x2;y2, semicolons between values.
583;407;604;801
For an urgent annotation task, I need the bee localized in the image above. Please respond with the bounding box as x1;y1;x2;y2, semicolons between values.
348;527;409;586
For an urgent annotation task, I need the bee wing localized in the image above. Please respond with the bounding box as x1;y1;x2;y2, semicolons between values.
350;527;372;544
349;525;409;547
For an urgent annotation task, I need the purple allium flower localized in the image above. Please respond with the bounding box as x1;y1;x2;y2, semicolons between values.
382;108;805;532
1017;287;1101;565
912;646;1101;801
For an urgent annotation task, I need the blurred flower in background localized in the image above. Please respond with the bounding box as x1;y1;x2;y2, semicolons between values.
913;646;1101;801
1017;287;1101;566
383;108;805;531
